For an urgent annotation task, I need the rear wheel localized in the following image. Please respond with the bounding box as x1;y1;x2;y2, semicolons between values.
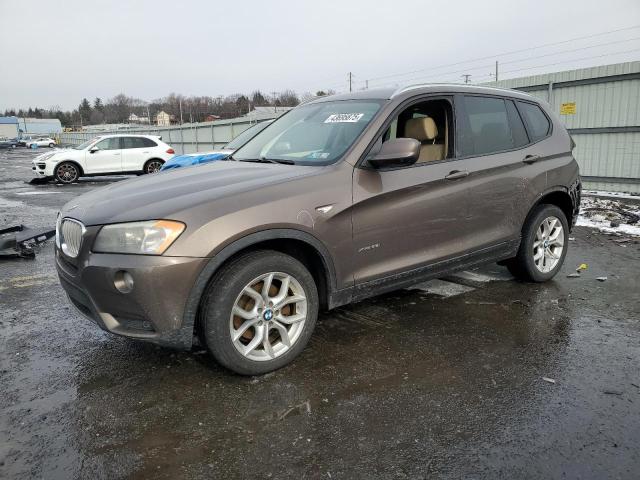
49;143;55;148
54;162;80;184
200;250;318;375
507;204;568;282
144;159;163;174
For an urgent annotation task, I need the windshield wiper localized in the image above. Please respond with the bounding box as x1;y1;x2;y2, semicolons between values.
238;157;295;165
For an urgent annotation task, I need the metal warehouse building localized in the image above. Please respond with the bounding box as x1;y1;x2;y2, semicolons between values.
0;116;19;137
494;61;640;193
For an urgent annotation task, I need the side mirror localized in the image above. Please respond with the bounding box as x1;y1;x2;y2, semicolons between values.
367;138;420;169
89;147;98;153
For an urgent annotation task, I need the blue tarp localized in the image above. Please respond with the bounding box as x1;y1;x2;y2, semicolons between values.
160;152;230;171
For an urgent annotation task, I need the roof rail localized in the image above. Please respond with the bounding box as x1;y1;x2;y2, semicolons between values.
391;82;517;97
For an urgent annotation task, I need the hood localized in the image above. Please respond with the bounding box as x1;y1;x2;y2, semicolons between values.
60;160;321;226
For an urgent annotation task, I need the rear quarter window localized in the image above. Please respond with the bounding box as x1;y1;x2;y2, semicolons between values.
517;101;551;142
142;138;158;147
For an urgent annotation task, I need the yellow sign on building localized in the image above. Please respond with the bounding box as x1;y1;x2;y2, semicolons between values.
560;102;576;115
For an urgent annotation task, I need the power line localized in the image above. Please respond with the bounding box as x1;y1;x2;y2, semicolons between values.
361;24;640;84
365;42;640;90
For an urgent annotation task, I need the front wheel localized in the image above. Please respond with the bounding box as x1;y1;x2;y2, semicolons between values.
200;250;319;375
507;204;568;282
54;162;80;184
143;159;164;174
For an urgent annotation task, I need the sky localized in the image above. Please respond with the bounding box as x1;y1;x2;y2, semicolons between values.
0;0;639;111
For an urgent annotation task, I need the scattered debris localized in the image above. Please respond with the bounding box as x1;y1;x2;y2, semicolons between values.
576;263;588;272
603;389;623;395
567;273;581;278
577;195;640;236
0;224;55;259
542;377;556;384
596;277;608;282
569;237;576;241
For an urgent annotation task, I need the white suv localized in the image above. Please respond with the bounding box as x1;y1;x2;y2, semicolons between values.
32;134;176;183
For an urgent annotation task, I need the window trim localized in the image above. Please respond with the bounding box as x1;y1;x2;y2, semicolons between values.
356;94;458;171
455;93;553;160
514;99;553;144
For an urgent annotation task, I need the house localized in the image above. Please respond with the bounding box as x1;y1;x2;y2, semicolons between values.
155;111;176;126
205;114;221;122
128;113;150;124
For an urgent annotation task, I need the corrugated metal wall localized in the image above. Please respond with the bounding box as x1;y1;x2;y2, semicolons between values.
493;61;640;193
59;117;275;155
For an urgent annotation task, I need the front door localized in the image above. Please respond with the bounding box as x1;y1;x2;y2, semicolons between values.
86;137;122;173
351;96;473;285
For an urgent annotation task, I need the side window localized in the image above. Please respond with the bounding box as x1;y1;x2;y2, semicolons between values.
379;98;453;164
141;137;157;147
505;100;529;148
94;137;120;150
517;101;551;142
122;137;146;149
462;96;513;156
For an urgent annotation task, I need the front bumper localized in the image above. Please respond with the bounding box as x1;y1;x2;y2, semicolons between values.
32;161;53;177
55;232;207;349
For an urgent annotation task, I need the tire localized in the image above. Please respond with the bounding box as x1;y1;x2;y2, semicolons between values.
200;250;319;375
507;204;569;282
54;162;80;184
49;143;55;148
143;159;164;174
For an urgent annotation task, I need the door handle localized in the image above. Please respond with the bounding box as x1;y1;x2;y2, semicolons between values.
523;154;541;164
445;170;469;180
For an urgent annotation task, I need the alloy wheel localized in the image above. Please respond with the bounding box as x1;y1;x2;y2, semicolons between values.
56;164;77;183
229;271;307;361
146;160;163;173
533;216;564;273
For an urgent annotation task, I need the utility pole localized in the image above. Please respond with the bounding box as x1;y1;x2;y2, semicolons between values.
462;74;471;84
271;91;278;112
495;60;499;83
179;98;184;125
365;79;369;90
348;72;353;92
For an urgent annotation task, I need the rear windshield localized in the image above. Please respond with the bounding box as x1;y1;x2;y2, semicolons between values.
232;100;383;165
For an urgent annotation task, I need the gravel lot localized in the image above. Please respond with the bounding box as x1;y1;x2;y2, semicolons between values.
1;149;639;479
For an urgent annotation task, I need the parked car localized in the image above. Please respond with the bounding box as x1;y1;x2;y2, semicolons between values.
55;85;580;375
0;137;19;149
32;134;175;183
160;119;274;171
26;137;57;148
18;135;35;147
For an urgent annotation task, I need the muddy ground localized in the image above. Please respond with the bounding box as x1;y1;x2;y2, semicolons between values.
1;149;639;479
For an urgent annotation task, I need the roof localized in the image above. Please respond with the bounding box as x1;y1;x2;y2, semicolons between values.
308;84;537;103
0;116;19;124
489;60;640;90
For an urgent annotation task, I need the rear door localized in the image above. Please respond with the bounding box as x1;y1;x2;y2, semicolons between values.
85;137;122;173
455;94;542;250
121;136;156;171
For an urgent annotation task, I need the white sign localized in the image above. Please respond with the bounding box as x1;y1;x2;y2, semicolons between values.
324;113;364;123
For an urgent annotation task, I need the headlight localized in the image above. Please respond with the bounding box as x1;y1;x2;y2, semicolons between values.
55;213;61;248
93;220;185;255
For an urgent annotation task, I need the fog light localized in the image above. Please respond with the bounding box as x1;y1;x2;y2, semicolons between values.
114;271;134;293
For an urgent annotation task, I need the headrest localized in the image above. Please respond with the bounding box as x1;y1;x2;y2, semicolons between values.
404;117;438;141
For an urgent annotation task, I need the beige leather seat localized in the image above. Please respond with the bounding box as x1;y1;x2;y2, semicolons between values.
404;117;445;162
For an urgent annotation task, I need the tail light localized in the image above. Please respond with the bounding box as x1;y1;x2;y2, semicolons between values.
166;148;175;154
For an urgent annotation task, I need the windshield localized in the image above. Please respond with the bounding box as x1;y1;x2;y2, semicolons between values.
232;100;382;165
73;138;101;150
225;121;273;150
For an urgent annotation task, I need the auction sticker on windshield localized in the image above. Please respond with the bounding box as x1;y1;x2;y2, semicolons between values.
324;113;364;123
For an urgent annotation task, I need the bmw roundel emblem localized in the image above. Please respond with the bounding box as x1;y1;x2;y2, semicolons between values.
263;309;274;321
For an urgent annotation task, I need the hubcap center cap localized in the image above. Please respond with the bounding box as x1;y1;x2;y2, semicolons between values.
543;239;549;248
263;309;274;321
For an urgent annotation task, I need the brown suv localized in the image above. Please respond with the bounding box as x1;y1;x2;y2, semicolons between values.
56;85;580;374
